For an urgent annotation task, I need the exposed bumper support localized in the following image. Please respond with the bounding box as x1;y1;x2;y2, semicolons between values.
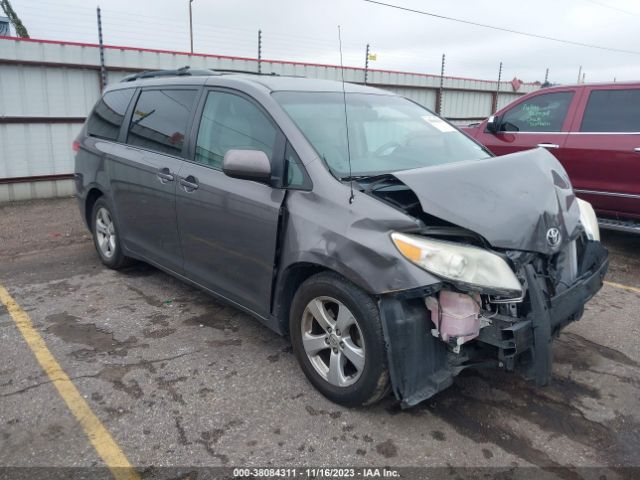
522;242;608;385
379;295;453;408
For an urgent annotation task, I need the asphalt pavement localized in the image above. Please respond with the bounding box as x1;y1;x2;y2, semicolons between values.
1;198;639;479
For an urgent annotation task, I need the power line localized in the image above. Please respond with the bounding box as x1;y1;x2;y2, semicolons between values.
362;0;640;55
585;0;640;17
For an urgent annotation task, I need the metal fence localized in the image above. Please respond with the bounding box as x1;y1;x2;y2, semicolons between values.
0;36;539;202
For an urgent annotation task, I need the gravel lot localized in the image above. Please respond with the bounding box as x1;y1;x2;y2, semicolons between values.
1;197;639;478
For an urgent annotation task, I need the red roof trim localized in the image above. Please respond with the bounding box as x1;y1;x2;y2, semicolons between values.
0;35;539;86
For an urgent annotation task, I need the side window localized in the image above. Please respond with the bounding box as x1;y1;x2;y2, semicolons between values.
284;143;310;189
86;89;135;141
127;89;198;155
500;91;574;132
581;89;640;132
195;91;277;170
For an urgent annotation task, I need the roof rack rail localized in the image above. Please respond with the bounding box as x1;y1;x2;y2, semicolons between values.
212;68;279;76
120;66;216;83
119;66;290;84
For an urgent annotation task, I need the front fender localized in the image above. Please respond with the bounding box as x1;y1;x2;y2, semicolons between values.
278;189;441;295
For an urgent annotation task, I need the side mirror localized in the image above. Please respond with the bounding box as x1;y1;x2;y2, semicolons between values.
486;115;502;134
222;149;271;183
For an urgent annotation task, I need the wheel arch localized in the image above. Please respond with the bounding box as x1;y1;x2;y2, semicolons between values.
273;262;347;335
84;187;104;231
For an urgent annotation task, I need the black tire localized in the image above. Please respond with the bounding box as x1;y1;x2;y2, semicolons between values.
91;197;131;269
289;272;390;407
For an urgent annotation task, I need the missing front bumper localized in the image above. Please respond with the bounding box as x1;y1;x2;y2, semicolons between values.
379;241;609;408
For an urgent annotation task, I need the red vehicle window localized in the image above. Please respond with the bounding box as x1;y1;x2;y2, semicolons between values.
580;89;640;132
500;91;574;132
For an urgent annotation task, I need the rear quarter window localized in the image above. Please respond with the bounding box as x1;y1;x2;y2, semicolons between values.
581;89;640;132
86;89;135;141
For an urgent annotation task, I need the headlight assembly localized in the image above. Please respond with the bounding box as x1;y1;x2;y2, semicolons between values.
391;232;522;295
577;198;600;241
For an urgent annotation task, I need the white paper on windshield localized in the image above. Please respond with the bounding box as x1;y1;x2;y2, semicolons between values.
422;115;456;133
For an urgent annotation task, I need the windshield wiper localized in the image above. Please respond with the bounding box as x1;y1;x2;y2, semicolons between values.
340;173;394;182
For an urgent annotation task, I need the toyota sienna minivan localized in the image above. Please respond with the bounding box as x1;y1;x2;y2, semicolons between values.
74;68;608;408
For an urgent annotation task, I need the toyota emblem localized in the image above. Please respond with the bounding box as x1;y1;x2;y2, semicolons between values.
546;227;562;247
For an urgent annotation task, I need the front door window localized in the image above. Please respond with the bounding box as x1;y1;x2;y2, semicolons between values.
500;91;574;132
195;91;277;170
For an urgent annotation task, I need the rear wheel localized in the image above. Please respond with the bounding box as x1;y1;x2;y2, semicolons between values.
91;198;131;269
290;272;389;407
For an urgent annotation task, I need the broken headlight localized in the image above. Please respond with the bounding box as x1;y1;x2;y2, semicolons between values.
577;198;600;241
391;232;522;295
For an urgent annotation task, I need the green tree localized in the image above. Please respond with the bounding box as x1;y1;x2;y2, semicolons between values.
1;0;29;38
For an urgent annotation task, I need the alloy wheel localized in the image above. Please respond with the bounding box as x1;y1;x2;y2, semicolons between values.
95;207;116;259
301;296;366;387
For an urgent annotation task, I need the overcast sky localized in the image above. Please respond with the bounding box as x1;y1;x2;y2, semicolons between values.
9;0;640;84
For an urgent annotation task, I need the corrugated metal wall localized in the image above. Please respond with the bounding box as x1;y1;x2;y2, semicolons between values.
496;92;523;111
1;65;99;116
0;37;539;202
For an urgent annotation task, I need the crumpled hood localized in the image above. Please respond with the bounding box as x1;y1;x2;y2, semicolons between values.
392;148;581;255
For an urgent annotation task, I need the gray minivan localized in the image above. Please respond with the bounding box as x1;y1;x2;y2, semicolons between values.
74;68;608;408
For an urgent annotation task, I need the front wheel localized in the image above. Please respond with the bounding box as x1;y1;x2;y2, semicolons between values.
289;272;389;407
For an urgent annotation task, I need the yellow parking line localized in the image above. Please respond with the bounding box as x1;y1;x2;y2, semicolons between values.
0;285;140;480
604;280;640;294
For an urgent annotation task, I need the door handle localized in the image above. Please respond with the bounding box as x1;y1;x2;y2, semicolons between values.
179;175;199;192
537;143;560;149
157;167;174;183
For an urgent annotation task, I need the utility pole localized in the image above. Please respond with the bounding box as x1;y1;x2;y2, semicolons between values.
0;0;29;37
494;61;502;114
436;53;445;115
544;68;549;84
96;6;107;92
364;43;370;85
189;0;194;54
577;65;582;84
257;29;262;74
582;72;586;84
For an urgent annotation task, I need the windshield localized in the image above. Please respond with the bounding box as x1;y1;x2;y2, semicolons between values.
273;92;490;178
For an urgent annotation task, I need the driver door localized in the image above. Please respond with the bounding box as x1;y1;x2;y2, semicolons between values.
476;90;577;160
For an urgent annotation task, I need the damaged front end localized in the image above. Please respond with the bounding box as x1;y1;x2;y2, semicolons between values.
369;149;609;407
379;235;608;408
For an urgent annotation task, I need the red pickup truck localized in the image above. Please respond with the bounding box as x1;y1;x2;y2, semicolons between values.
463;82;640;233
